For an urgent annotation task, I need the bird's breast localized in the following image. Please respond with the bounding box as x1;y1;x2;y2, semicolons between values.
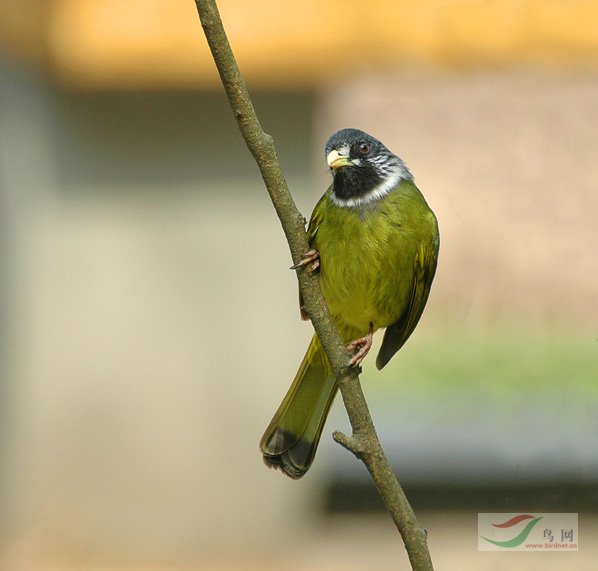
313;199;414;339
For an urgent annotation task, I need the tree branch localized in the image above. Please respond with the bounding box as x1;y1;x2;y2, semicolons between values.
194;2;434;569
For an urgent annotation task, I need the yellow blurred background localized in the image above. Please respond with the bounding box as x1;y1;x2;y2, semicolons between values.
1;1;597;570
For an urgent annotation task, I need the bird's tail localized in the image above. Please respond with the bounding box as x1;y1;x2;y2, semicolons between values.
260;334;337;479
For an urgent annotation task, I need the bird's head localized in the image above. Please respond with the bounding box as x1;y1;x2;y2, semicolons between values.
324;128;412;208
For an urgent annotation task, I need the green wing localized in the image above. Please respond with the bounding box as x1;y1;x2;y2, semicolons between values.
376;235;439;370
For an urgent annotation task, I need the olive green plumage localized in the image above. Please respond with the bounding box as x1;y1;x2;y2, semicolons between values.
260;129;439;479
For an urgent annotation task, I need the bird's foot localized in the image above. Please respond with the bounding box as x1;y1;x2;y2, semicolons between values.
290;249;320;272
347;323;374;367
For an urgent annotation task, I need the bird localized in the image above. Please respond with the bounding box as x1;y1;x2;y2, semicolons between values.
260;128;439;479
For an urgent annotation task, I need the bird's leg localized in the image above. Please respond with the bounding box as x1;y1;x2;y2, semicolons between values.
347;323;374;367
290;249;320;272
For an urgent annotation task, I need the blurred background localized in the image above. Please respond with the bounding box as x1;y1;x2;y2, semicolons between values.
1;0;597;569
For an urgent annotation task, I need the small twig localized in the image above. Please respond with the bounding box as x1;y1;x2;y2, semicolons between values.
194;2;434;570
332;430;367;455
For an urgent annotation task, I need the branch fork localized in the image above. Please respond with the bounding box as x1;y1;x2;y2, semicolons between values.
332;430;370;456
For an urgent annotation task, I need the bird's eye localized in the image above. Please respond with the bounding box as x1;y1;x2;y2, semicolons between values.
358;142;371;155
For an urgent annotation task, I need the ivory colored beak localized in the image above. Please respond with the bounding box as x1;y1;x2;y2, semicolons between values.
326;149;352;170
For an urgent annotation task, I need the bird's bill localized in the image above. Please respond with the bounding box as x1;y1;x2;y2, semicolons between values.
326;149;352;170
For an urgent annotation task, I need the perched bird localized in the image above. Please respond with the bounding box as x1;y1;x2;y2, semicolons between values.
260;128;439;479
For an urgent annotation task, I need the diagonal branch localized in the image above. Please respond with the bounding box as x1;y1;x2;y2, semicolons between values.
194;2;434;570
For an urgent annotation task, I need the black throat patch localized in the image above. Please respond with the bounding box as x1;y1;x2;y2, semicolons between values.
332;164;383;201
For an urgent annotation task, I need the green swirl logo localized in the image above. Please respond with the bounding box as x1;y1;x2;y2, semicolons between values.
480;514;543;548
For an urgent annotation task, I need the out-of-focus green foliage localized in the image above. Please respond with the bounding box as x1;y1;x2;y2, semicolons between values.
367;322;598;405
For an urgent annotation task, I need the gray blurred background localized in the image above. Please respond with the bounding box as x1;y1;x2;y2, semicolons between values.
1;1;597;569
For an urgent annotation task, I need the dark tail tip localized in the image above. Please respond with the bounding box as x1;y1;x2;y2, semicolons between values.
260;428;314;479
262;454;305;479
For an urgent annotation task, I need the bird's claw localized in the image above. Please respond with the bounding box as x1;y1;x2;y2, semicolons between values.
347;324;374;367
290;249;320;272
